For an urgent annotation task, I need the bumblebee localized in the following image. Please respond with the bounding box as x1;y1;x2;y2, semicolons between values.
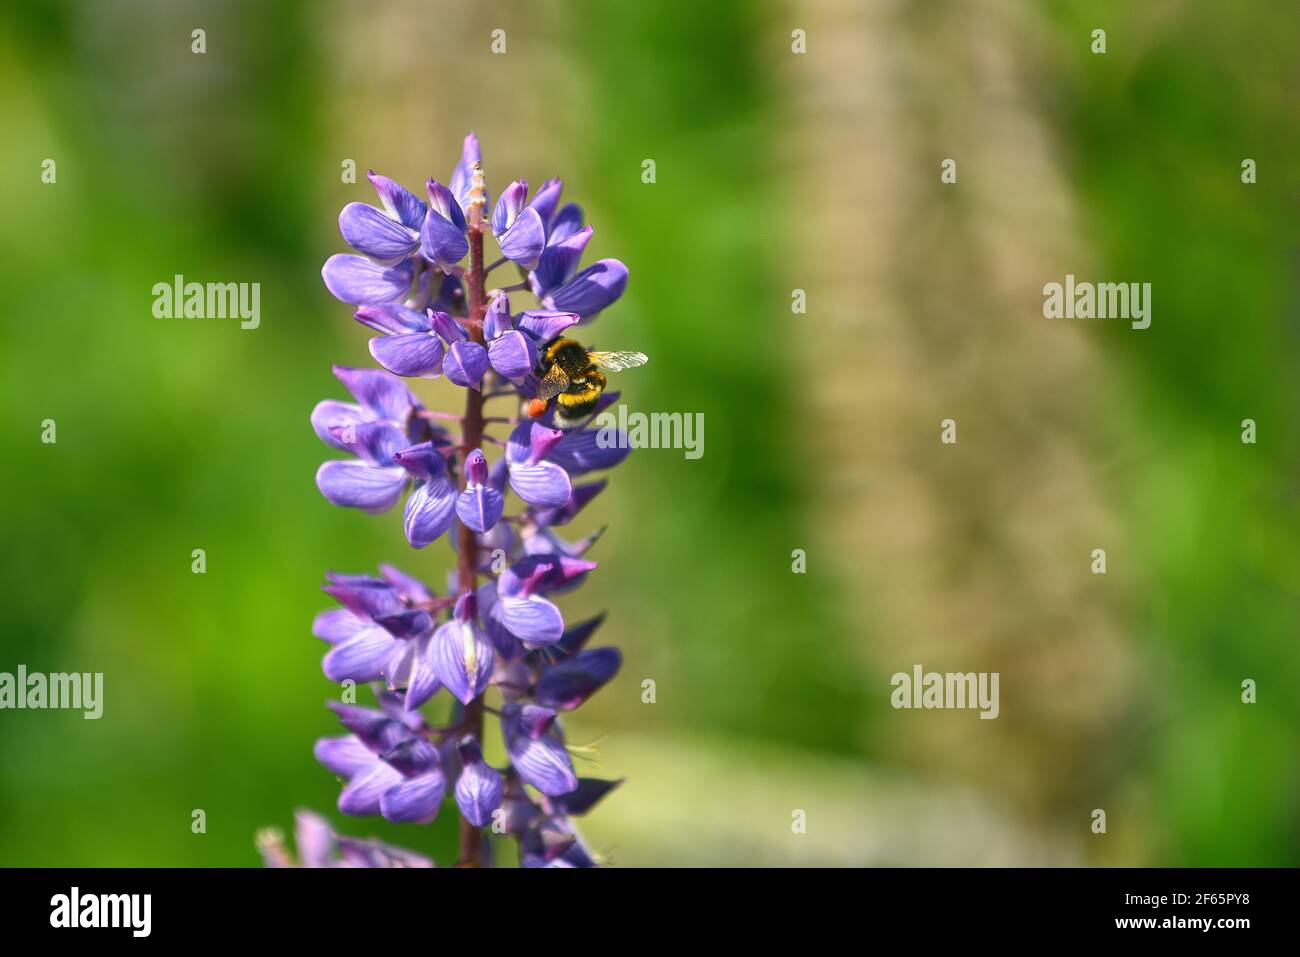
528;337;648;429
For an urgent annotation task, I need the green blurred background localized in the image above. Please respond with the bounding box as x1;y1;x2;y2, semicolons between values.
0;0;1297;866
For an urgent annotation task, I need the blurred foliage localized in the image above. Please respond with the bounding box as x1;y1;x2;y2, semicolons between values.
1041;0;1300;865
0;0;1295;866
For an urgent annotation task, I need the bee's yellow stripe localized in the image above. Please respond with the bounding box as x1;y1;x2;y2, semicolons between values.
558;385;601;408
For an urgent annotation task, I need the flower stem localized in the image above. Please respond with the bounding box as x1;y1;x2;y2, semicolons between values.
456;170;489;868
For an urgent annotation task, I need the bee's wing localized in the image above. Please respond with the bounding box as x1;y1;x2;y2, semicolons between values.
536;362;572;401
589;351;649;372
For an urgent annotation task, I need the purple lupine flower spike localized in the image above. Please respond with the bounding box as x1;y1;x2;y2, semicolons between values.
276;134;640;868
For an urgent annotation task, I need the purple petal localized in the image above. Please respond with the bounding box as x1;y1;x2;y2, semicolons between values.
500;554;597;598
393;441;449;481
293;811;338;869
368;171;426;231
547;840;599;868
548;428;631;474
379;771;445;825
533;479;606;526
333;365;419;423
528;178;563;226
457;483;505;533
532;225;592;295
330;419;406;466
369;333;445;378
372;609;433;641
487;330;537;381
486;618;522;662
517;705;559;738
386;636;418;690
475;582;521;661
313;608;368;644
489;456;508;493
323;577;403;620
338;761;404;816
522;525;604;560
324;571;387;587
544;259;628;319
483;293;512;340
457;735;487;765
336;837;433;868
518;818;576;865
339;202;420;260
442;340;489;389
402;476;458;549
354;303;429;334
464;448;490;486
431;620;495;704
508;462;572;509
496;207;546;270
326;702;410;751
381;696;430;734
420;208;469;269
426;179;468;230
548;203;585;244
556;614;606;659
428;310;467;343
379;564;434;604
494;593;565;646
453;590;478;625
516;310;581;343
502;706;577;796
548;777;623;817
491;180;529;235
322;627;402;683
534;648;622;710
403;643;441;711
380;736;440;776
449;133;481;213
311;401;368;451
507;422;565;466
316;461;407;512
314;736;378;778
455;762;504;827
322;254;414;305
